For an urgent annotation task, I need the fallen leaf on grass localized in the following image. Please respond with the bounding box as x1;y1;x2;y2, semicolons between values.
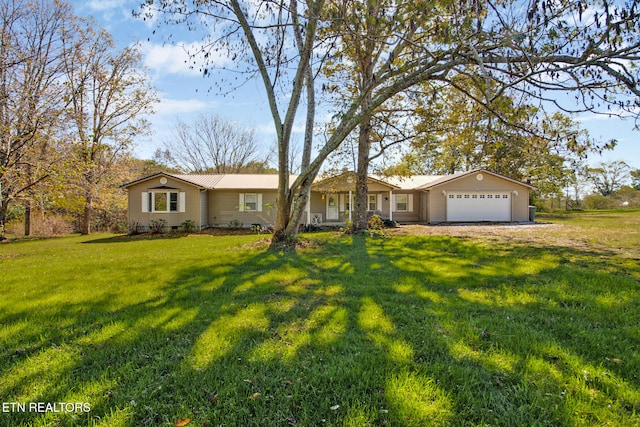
249;392;261;399
175;418;191;426
330;405;340;411
207;392;219;404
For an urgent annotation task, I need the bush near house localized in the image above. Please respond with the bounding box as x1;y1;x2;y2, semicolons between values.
1;211;639;426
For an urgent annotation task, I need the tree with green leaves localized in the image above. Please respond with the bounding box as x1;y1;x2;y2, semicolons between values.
393;78;613;199
0;0;72;233
586;160;631;196
60;18;156;235
631;169;640;190
145;0;640;243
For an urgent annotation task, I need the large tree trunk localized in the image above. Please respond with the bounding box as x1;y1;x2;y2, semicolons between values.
273;187;292;243
0;200;7;240
24;200;32;236
81;194;92;235
353;117;372;231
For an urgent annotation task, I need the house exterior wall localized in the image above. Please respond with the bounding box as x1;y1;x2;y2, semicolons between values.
389;190;422;223
207;189;278;227
307;189;425;224
200;191;208;228
126;176;202;229
308;192;326;223
125;170;533;230
427;172;531;223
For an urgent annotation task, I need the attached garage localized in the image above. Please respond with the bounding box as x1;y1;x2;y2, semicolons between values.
416;170;536;224
446;191;512;222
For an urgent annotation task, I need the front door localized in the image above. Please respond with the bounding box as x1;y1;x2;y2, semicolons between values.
326;194;339;220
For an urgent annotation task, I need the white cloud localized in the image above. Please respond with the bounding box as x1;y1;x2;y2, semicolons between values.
153;96;217;116
86;0;128;12
141;42;200;76
140;41;231;77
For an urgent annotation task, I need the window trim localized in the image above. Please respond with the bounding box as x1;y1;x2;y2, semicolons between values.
368;194;378;211
142;191;185;213
393;193;413;212
239;193;263;212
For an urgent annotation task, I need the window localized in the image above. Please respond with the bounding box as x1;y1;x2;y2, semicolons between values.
368;194;378;211
339;193;353;212
170;193;178;211
396;194;408;211
245;194;258;211
143;191;182;213
239;193;262;212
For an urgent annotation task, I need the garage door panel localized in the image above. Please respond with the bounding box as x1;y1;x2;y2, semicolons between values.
447;192;511;222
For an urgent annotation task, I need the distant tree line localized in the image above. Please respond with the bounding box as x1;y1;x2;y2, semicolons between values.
0;0;156;236
0;1;273;237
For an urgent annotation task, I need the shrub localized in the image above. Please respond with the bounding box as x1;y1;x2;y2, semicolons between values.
383;219;398;228
181;219;197;232
149;219;167;234
366;214;386;238
128;221;143;235
228;219;243;229
252;223;272;234
367;214;384;231
340;218;354;235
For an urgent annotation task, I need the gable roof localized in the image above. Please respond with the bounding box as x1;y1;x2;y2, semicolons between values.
370;174;446;190
312;171;401;192
122;169;535;192
414;169;536;190
121;172;209;189
121;172;297;190
206;174;298;190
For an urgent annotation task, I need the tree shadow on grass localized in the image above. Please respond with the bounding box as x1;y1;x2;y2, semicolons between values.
1;233;639;426
82;233;188;243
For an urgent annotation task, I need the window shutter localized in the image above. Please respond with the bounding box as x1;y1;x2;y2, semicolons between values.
339;194;345;212
391;194;397;212
142;192;148;212
179;192;186;213
238;193;245;212
257;193;263;212
408;194;414;212
376;194;382;211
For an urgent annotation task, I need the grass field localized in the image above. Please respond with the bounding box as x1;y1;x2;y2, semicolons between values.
1;211;639;426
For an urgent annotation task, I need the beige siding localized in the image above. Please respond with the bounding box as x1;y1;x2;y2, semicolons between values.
126;176;202;229
390;191;421;223
308;192;326;223
429;190;448;223
208;190;277;227
367;182;391;192
427;172;531;223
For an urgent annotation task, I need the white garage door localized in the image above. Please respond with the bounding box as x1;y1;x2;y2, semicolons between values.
446;192;511;222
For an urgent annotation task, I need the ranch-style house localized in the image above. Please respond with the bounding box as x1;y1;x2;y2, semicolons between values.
122;169;536;230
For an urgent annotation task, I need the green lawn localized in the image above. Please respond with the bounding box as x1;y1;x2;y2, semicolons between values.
1;212;639;426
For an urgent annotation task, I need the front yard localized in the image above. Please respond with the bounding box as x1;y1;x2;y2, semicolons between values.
1;211;639;426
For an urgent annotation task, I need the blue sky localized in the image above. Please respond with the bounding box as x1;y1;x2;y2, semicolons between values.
72;0;639;171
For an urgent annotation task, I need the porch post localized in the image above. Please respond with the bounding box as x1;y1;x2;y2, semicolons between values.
306;188;311;225
348;190;352;222
389;190;393;221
